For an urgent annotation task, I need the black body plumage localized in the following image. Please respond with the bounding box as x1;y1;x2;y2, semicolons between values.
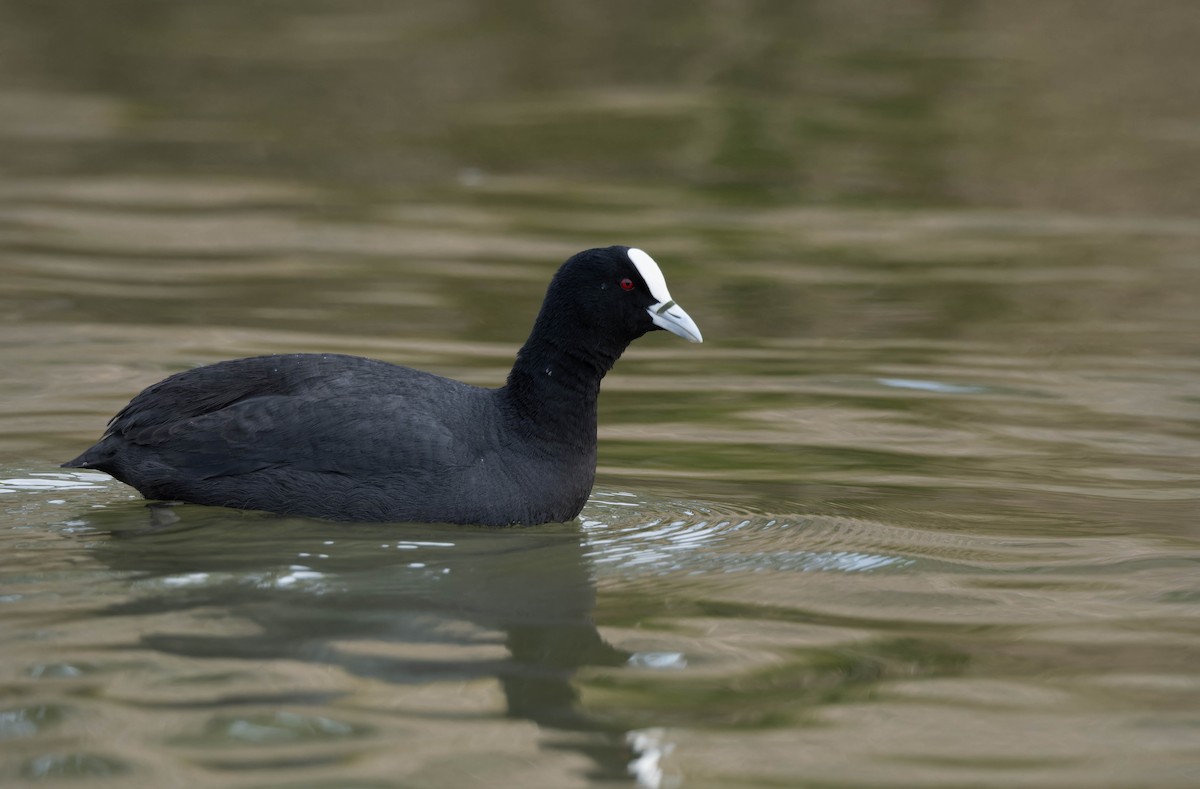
63;246;701;526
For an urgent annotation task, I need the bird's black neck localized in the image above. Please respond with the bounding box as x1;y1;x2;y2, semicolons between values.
501;324;627;447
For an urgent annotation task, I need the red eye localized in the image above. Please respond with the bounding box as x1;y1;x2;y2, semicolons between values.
619;278;635;291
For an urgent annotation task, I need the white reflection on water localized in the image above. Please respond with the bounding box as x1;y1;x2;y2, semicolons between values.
627;651;688;670
0;471;109;493
159;572;211;588
876;377;988;394
627;727;682;789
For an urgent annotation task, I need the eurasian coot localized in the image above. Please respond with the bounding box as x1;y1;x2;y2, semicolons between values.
64;246;702;525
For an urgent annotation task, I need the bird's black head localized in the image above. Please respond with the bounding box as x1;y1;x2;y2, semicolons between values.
537;245;703;353
504;246;702;438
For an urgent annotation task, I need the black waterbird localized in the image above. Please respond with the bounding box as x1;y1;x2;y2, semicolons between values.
64;246;702;526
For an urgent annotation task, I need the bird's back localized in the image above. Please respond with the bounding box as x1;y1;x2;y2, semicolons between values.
65;353;587;525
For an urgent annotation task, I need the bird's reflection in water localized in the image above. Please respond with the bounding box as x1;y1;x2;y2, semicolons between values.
84;504;645;783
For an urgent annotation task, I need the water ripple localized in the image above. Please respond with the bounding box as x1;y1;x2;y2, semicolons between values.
583;493;912;577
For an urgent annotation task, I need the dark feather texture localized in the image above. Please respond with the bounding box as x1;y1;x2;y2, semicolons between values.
64;246;700;525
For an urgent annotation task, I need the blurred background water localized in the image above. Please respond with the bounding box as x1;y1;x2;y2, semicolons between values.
2;1;1199;787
